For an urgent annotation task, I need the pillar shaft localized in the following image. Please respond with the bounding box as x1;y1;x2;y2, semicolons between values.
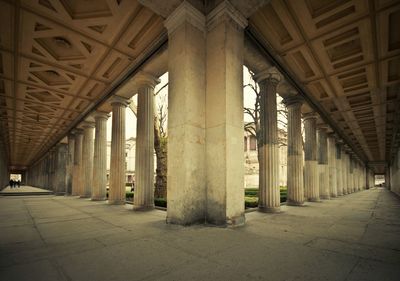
257;70;281;212
304;114;319;201
285;96;304;206
54;143;67;194
328;135;337;197
165;3;207;224
336;143;343;196
205;3;247;225
72;130;83;196
109;97;129;204
66;134;75;195
81;123;94;198
134;79;157;210
92;113;109;201
318;127;329;199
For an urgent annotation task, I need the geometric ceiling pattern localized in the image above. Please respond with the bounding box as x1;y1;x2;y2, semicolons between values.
0;0;165;171
250;0;400;173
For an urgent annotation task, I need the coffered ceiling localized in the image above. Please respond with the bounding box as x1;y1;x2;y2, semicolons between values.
0;0;165;171
249;0;400;173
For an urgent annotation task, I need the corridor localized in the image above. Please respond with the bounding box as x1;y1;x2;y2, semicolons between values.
0;188;399;281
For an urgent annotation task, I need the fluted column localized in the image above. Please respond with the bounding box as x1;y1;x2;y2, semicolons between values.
336;142;343;196
54;143;67;194
66;133;75;195
81;122;95;198
328;134;337;197
72;129;83;196
349;153;354;193
284;95;304;206
92;112;109;201
255;68;281;212
109;96;129;204
318;126;329;199
304;112;319;201
345;150;351;194
133;74;159;210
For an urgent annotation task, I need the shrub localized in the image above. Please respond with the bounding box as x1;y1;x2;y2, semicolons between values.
155;198;167;207
125;192;134;199
245;196;258;208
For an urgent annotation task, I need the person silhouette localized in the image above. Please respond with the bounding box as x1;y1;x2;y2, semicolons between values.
9;179;14;188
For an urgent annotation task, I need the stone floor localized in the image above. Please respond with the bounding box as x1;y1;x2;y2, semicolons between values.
0;187;399;281
0;186;53;194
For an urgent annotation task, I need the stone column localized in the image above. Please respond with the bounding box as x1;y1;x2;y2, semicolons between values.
133;74;159;210
81;122;95;198
342;148;348;195
349;154;354;193
164;2;207;225
317;125;329;199
72;129;83;196
255;68;281;212
205;2;247;225
336;142;343;196
109;96;129;204
284;95;304;206
54;143;68;195
66;133;75;195
304;112;319;201
328;134;337;197
92;112;109;201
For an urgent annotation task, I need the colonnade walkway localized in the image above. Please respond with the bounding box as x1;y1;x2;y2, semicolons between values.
0;185;53;196
0;187;399;281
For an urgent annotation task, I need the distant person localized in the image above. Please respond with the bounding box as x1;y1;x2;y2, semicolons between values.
131;181;135;192
9;179;14;188
17;180;20;188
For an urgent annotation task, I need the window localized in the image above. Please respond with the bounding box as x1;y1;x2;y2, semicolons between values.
250;136;257;151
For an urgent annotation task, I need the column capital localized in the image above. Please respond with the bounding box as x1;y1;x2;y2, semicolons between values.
82;121;95;129
317;123;329;131
303;112;318;121
93;111;110;120
282;94;303;107
207;0;248;31
110;96;130;107
253;67;282;84
164;1;206;35
134;71;161;89
74;128;84;135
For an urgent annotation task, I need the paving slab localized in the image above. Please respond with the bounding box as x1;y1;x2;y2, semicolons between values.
0;187;399;281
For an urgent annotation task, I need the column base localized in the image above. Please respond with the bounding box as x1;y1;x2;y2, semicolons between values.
258;206;281;213
108;200;125;205
286;200;305;206
330;195;338;198
79;195;90;199
306;197;321;202
91;197;106;201
133;205;155;211
320;195;330;200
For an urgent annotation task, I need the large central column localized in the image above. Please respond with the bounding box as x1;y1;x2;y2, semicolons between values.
109;96;129;204
336;142;343;196
304;112;319;201
328;134;337;197
133;74;159;210
92;112;109;201
255;68;281;212
164;2;207;224
66;133;75;195
318;125;329;199
284;95;304;206
81;122;95;198
72;129;83;196
205;2;247;225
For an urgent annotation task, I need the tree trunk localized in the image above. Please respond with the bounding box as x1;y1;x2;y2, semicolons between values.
154;118;167;199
